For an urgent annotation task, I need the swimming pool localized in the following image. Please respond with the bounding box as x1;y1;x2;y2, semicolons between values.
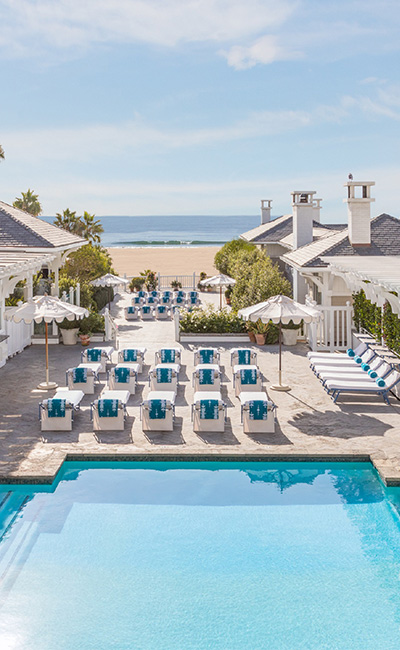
1;461;400;649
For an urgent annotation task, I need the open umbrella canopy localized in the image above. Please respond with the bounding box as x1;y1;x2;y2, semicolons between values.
238;294;321;325
7;294;89;324
91;273;128;287
200;274;236;287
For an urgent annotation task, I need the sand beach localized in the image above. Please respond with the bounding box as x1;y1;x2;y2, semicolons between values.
108;245;220;277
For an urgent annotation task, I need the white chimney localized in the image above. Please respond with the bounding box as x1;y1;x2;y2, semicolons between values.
261;199;272;225
344;180;375;246
313;198;322;224
291;191;316;249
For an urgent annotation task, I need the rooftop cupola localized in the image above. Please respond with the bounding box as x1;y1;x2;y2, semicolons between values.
344;180;375;246
313;198;322;224
291;191;316;249
260;199;272;225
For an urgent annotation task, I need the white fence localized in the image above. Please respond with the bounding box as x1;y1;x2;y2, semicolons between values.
157;273;200;290
5;307;32;358
307;302;353;352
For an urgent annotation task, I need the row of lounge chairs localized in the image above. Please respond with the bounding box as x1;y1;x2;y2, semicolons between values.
308;341;400;403
39;346;276;435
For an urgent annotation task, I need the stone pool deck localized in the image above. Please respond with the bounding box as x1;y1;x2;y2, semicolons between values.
1;291;400;485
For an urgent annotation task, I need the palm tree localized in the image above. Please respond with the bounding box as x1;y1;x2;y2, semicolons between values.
54;209;81;234
80;211;104;244
13;189;42;216
0;145;4;160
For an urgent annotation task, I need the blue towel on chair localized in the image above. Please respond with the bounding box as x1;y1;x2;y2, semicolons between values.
149;399;167;419
127;306;135;314
240;368;258;385
200;399;219;419
347;348;355;357
368;369;378;379
147;297;156;304
199;349;214;364
163;292;171;299
138;291;146;298
161;349;175;363
133;297;141;304
248;400;268;420
354;356;363;364
87;348;102;362
361;362;370;372
176;296;184;303
158;305;166;314
150;290;158;297
162;296;170;304
98;399;119;417
123;349;137;362
142;306;151;314
72;367;87;383
47;398;66;418
376;378;386;388
238;350;251;365
156;367;172;383
199;368;214;385
114;367;130;383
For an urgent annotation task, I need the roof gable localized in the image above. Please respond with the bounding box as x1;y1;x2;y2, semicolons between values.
241;215;293;244
0;201;85;249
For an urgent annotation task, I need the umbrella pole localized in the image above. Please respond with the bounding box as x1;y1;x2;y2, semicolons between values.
270;321;291;392
37;321;58;390
220;286;222;310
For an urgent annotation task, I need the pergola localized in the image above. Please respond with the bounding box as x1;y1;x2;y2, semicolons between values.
323;256;400;314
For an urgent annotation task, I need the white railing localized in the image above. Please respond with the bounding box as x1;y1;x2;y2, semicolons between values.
5;307;32;357
104;308;118;345
158;273;199;290
306;301;353;351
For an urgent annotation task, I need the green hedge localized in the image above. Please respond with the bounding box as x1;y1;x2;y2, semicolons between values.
353;290;400;355
179;306;247;334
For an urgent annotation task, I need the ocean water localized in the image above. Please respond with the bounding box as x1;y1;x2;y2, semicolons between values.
2;461;400;650
42;214;260;247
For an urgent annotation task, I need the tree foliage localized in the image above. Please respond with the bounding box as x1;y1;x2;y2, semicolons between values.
55;209;104;244
13;189;42;216
61;244;113;282
179;305;246;333
353;289;400;354
214;238;255;276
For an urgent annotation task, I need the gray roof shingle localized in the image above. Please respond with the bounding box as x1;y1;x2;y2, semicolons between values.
241;215;345;245
0;201;85;249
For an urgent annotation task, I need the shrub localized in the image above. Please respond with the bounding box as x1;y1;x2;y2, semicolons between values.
353;289;400;355
179;305;247;334
129;277;144;292
214;239;255;276
61;244;113;281
230;251;291;312
140;269;158;291
58;318;80;330
58;276;96;310
79;311;105;335
92;286;114;311
171;280;182;290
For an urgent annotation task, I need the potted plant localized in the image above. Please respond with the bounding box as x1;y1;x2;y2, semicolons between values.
246;321;256;343
225;286;233;305
171;279;182;291
129;277;144;293
198;272;207;291
254;319;269;345
79;316;92;346
59;318;80;345
281;320;302;346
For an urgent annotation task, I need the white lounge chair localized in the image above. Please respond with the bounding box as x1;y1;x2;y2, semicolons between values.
233;365;263;397
108;363;139;394
40;389;84;431
91;389;130;431
194;347;220;365
149;364;179;393
155;348;182;365
192;364;221;392
141;305;154;320
118;348;146;373
307;341;367;361
141;390;175;431
239;391;276;434
173;295;186;307
230;348;257;367
125;305;139;320
66;363;101;394
146;296;159;307
192;391;226;432
81;346;114;373
317;357;388;384
310;347;375;372
131;296;144;307
155;305;170;320
324;370;400;404
187;291;200;307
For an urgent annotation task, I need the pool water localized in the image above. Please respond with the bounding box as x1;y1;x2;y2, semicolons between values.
1;461;400;649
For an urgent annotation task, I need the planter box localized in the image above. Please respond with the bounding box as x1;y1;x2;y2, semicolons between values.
59;327;79;345
282;329;299;346
180;333;248;343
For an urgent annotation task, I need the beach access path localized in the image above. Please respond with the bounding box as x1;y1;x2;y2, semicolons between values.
108;245;219;277
1;289;400;485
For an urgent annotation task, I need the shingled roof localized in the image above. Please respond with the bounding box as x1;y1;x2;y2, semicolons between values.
282;214;400;268
0;201;85;249
241;215;344;246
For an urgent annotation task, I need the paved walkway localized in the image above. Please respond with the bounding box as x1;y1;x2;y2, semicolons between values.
1;291;400;485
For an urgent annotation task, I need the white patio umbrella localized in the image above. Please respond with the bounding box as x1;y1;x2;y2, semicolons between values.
91;273;129;308
5;295;89;390
200;274;236;309
238;294;322;391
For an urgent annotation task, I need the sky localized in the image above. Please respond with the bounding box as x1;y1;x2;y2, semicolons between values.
0;0;399;222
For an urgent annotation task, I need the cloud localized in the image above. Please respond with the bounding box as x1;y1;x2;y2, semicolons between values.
220;34;301;69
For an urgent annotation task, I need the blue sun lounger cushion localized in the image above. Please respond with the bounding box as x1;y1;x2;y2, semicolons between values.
72;367;87;383
114;367;130;383
177;291;185;298
361;362;370;372
162;296;170;304
157;305;166;313
138;291;146;298
87;348;102;362
163;291;172;299
142;306;151;314
240;368;258;385
347;348;355;357
368;369;378;379
127;306;136;314
248;400;268;420
237;349;251;365
200;399;219;419
161;349;176;363
98;399;119;417
199;368;214;385
199;349;214;364
150;290;158;297
176;296;184;303
123;349;137;362
156;367;173;383
47;398;66;418
133;296;141;304
149;399;167;419
147;297;156;304
376;378;386;388
354;356;363;364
